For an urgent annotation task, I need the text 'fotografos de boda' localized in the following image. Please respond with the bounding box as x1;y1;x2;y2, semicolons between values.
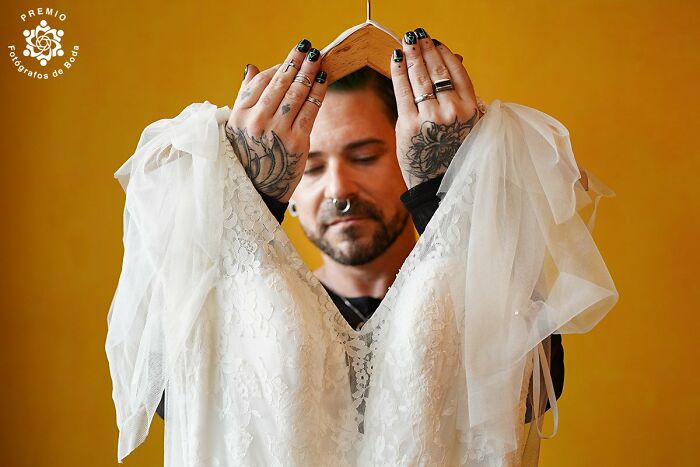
7;7;80;80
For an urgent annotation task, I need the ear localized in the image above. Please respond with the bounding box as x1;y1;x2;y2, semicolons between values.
288;199;299;218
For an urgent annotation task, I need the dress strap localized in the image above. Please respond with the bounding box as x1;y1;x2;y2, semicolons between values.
532;340;560;439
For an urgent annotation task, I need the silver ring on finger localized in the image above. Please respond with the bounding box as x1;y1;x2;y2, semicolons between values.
282;59;299;73
305;96;322;108
414;92;437;105
293;73;313;88
433;79;455;94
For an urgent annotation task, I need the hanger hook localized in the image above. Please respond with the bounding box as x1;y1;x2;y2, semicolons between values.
366;0;371;22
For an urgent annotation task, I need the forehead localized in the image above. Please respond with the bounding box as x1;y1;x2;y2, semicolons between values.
309;88;395;154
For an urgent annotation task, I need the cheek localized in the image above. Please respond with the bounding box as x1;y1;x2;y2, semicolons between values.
367;167;410;221
372;160;407;196
292;196;323;230
291;182;319;214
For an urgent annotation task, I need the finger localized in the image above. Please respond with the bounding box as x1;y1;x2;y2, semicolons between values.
431;40;476;102
243;63;260;82
414;28;453;105
389;48;419;119
577;165;589;191
234;64;280;109
292;70;329;134
256;39;316;116
275;47;323;124
402;30;439;112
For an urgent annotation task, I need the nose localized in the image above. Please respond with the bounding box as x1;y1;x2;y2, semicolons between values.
322;158;358;202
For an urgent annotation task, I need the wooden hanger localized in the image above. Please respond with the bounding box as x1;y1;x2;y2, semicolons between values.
320;0;401;84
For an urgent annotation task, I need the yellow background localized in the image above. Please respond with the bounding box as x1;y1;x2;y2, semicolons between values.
1;0;697;465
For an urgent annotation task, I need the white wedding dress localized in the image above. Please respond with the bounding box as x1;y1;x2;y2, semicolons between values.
106;99;618;466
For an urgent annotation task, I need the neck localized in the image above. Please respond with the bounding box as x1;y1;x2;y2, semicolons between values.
314;221;416;299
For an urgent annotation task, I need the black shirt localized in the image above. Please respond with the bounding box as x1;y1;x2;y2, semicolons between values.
156;175;564;424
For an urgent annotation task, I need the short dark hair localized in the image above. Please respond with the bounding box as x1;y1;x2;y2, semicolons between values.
328;66;398;125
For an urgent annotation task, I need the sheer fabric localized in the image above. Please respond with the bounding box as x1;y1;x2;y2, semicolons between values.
106;99;618;466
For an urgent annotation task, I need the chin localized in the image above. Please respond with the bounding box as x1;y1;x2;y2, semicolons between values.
326;223;373;240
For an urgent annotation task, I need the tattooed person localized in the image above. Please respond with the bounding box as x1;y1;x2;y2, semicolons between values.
157;28;588;429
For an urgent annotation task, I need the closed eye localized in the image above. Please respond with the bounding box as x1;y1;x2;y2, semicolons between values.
353;156;377;164
304;156;379;175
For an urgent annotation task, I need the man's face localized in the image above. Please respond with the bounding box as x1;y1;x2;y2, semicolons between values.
291;87;410;266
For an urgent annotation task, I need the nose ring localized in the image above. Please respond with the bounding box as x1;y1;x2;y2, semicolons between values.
333;198;350;213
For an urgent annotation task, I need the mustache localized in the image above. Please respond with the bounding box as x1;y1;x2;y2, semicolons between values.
320;198;380;226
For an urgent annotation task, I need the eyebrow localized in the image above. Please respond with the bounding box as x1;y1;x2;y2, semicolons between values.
308;137;387;158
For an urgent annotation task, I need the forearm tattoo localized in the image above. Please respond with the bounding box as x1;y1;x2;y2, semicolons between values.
225;124;302;200
403;111;479;186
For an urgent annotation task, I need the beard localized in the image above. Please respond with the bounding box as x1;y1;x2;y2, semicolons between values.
301;202;410;267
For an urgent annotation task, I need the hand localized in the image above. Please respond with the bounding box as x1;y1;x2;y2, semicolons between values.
226;40;328;203
390;28;481;189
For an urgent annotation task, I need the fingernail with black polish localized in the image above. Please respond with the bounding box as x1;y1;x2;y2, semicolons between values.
404;31;417;45
392;49;404;62
297;38;311;53
315;70;327;83
307;48;320;62
243;64;249;79
415;27;429;39
432;38;442;46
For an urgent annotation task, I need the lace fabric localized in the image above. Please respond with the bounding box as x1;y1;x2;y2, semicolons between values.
106;99;618;466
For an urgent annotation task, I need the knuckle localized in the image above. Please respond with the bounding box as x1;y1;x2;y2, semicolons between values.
296;114;313;131
447;110;463;123
398;86;414;99
284;139;302;154
415;73;432;87
286;87;303;101
246;115;266;134
229;112;245;128
439;101;457;114
432;64;449;76
259;94;273;107
247;125;264;137
457;105;476;121
269;76;286;91
421;110;439;122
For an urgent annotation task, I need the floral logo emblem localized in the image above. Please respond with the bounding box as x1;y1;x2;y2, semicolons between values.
22;19;64;66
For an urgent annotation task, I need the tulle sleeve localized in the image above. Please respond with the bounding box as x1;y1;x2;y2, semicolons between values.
105;101;231;462
435;100;619;458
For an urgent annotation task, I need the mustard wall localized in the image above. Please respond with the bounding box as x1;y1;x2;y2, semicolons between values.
1;1;696;465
